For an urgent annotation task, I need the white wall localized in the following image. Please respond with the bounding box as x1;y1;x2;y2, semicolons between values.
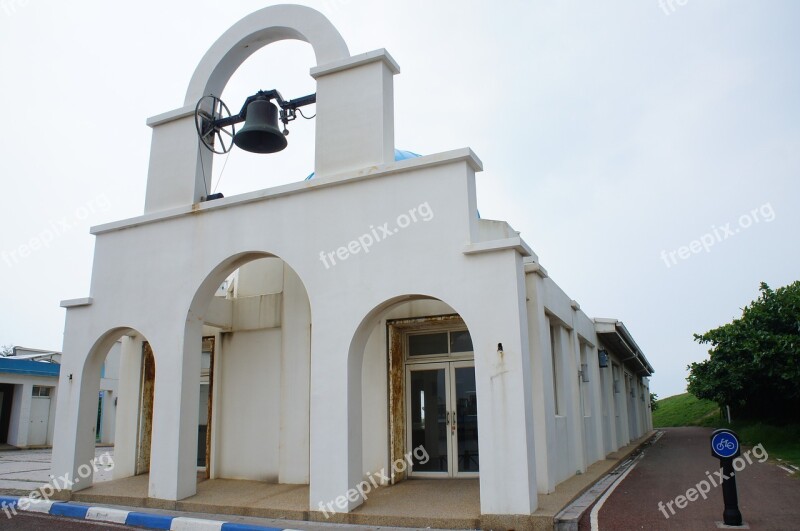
216;328;282;481
98;341;121;444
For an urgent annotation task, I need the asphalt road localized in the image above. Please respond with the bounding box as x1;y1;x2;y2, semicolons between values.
0;511;144;529
580;427;800;530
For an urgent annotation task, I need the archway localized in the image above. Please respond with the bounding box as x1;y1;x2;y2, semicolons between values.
187;252;312;485
354;295;481;493
66;327;158;492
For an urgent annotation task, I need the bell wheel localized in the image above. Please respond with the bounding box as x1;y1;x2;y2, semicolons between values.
195;95;235;154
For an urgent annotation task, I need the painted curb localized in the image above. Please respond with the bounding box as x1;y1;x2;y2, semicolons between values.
0;496;287;531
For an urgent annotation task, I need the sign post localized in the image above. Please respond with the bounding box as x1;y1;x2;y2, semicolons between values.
710;428;743;526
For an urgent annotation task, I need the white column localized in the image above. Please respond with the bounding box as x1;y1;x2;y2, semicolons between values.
112;335;144;480
51;310;104;492
558;327;585;474
309;312;360;514
7;383;32;447
586;345;605;464
618;370;631;445
279;266;311;484
472;254;538;515
525;271;558;493
143;110;211;213
147;323;201;501
311;50;399;179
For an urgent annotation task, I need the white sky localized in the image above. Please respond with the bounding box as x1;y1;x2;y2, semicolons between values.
1;1;797;398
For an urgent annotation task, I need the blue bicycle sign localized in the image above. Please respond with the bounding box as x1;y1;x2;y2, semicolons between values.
710;429;740;459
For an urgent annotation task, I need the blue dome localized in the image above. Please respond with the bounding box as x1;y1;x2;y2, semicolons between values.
305;149;421;180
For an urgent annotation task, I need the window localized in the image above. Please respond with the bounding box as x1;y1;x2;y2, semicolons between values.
580;343;591;416
32;386;51;397
408;332;448;356
550;324;561;415
408;330;473;358
449;331;474;353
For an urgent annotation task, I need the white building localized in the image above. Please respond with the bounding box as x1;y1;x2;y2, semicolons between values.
0;346;118;449
0;348;60;448
51;4;653;526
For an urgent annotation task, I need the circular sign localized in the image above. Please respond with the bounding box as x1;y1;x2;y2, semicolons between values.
711;430;740;459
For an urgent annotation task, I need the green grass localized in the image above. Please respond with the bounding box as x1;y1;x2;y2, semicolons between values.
727;422;800;467
654;393;800;468
653;393;721;428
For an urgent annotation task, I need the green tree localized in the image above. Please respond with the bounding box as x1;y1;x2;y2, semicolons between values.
650;392;659;412
688;281;800;422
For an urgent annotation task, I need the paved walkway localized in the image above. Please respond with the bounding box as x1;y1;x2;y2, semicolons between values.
0;436;657;530
0;447;114;494
579;427;800;530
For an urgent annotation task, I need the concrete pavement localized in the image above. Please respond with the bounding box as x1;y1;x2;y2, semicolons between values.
0;434;664;530
0;447;114;494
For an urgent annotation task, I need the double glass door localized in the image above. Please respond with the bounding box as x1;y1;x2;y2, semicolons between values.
407;361;479;477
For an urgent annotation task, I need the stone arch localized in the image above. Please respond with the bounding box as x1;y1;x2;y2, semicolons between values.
184;4;349;106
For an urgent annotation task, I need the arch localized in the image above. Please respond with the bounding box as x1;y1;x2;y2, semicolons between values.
82;326;139;381
74;326;157;488
187;250;313;322
185;4;350;106
347;293;481;490
185;250;313;485
348;293;477;373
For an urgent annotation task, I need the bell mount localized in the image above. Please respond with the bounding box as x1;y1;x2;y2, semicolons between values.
194;89;317;155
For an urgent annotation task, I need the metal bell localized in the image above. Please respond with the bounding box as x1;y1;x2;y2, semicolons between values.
233;99;288;154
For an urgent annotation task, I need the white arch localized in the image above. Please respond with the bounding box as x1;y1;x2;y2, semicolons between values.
185;4;349;105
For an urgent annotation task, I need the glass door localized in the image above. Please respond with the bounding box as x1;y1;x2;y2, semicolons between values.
407;362;479;477
407;363;449;475
452;361;479;476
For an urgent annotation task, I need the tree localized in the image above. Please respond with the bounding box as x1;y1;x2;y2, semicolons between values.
650;392;659;412
688;281;800;422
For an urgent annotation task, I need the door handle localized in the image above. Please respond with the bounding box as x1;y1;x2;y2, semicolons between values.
446;411;450;425
451;410;456;433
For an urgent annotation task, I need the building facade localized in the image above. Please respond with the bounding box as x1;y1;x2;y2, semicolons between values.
0;346;119;449
51;4;653;521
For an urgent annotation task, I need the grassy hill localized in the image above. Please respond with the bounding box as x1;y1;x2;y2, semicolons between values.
653;392;720;427
654;393;800;467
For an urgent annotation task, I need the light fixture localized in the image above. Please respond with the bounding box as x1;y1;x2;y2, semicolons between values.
598;349;609;368
194;89;316;155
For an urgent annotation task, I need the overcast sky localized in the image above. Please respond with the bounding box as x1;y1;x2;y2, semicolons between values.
1;1;797;398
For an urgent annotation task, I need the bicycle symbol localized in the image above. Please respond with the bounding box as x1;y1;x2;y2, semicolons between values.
716;439;735;452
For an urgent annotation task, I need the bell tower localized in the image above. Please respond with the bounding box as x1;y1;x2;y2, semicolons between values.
142;4;399;214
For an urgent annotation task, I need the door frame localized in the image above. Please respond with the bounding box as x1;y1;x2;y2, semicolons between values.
388;315;478;480
405;361;449;478
404;360;478;479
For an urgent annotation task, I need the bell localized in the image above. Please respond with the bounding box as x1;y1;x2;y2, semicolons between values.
233;99;288;154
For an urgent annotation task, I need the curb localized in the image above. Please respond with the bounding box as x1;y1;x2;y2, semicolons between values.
553;430;663;531
0;496;300;530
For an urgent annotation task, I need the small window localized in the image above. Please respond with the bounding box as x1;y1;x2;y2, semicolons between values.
32;386;51;397
408;329;473;358
408;332;449;356
450;331;473;353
